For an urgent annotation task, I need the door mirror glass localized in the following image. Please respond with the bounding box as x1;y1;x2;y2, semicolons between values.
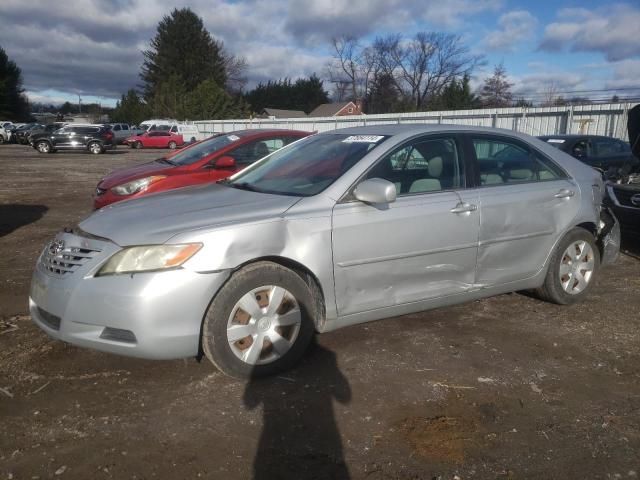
354;178;397;204
214;156;236;169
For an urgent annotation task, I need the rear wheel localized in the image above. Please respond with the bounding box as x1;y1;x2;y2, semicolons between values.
36;141;51;154
535;227;599;305
202;262;316;378
168;141;177;149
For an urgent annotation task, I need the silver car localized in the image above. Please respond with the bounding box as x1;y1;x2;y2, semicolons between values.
29;125;620;377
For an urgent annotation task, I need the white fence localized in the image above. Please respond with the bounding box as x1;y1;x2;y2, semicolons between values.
194;102;638;141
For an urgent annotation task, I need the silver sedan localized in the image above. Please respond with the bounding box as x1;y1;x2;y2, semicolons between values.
29;125;620;377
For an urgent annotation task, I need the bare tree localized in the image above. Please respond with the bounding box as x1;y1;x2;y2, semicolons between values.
327;35;378;103
372;32;483;110
216;40;248;94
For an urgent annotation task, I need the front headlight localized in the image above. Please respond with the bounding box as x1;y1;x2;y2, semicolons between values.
97;243;202;276
111;176;166;196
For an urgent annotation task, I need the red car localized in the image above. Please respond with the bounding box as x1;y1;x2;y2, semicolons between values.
124;130;185;149
93;129;310;209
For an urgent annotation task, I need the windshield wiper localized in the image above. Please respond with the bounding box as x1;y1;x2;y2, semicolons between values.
155;158;175;165
227;182;262;193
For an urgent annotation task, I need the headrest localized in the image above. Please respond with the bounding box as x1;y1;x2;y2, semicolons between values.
428;156;443;177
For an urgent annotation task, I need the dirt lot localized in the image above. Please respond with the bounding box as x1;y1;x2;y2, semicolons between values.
1;143;639;479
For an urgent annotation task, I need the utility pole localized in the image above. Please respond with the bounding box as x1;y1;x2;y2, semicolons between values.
78;95;82;113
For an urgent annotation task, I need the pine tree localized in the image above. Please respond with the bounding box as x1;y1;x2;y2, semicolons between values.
479;64;513;108
0;46;30;121
244;76;329;114
111;89;149;125
140;8;226;100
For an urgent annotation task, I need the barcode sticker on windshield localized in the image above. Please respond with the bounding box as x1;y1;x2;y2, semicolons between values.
227;134;240;141
342;135;384;143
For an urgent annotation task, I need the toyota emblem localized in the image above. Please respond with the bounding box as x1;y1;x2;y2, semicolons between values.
631;194;640;207
48;239;65;255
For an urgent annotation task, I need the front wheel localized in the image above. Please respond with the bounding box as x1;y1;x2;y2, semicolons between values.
202;262;316;378
36;141;51;154
535;227;600;305
88;141;103;154
134;141;143;149
168;141;177;149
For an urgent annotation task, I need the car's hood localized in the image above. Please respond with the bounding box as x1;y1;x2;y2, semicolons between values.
98;161;173;189
80;183;301;245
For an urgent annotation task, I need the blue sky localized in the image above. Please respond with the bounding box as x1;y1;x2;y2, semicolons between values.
0;0;638;108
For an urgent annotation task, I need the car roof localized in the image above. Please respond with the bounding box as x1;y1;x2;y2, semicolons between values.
217;129;310;138
538;134;622;140
322;123;536;137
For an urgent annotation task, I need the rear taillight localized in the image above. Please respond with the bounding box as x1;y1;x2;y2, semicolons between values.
104;131;114;140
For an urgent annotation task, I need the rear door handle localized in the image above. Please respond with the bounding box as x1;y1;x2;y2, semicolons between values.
554;189;575;199
450;202;478;214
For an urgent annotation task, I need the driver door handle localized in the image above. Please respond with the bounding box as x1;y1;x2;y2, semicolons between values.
450;202;478;214
554;189;575;199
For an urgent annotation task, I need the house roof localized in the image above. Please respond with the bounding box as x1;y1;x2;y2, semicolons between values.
308;101;357;117
262;108;308;118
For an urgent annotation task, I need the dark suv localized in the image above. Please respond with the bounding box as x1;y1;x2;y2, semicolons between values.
31;124;115;154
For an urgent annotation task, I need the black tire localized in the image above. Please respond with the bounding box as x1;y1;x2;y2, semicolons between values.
535;227;600;305
35;140;51;154
190;137;196;143
134;141;143;149
168;141;177;149
202;262;316;378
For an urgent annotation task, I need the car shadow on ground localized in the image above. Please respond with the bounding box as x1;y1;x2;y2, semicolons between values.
243;341;352;480
0;204;48;237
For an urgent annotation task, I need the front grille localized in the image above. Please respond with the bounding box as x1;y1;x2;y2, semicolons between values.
95;187;106;196
610;186;640;208
40;243;101;276
37;307;61;330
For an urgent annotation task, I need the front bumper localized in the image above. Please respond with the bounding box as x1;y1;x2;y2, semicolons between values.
29;231;229;360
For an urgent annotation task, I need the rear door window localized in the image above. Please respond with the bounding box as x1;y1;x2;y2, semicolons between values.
472;137;565;185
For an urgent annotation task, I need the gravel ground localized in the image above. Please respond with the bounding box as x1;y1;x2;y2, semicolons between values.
0;143;639;480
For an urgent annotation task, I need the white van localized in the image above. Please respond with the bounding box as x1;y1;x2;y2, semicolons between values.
169;124;199;143
139;119;178;131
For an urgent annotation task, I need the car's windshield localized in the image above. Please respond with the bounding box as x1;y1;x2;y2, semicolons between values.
169;133;242;166
226;134;389;197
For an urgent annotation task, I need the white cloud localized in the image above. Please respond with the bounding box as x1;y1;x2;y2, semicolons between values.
539;4;640;61
484;10;537;52
605;59;640;89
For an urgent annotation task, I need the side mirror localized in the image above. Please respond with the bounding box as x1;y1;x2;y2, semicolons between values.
354;178;397;204
214;156;236;169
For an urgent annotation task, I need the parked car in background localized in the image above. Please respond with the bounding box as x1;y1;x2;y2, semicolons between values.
123;130;185;149
539;134;639;179
94;129;309;209
109;123;144;144
31;124;115;154
13;123;44;144
605;104;640;238
27;123;64;144
33;125;619;378
0;125;8;144
168;123;199;144
139;119;178;131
